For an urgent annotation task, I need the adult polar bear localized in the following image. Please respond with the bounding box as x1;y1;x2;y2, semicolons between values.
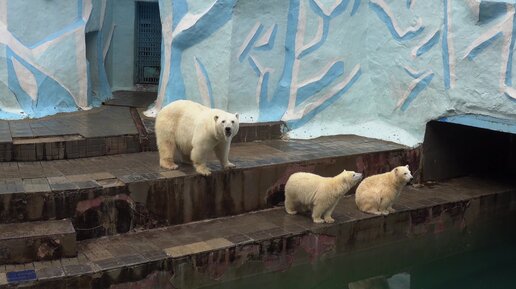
155;100;240;176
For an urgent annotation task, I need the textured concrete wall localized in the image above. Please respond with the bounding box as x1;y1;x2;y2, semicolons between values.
149;0;516;146
1;1;515;146
0;0;113;119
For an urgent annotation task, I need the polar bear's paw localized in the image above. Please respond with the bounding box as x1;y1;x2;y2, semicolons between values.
312;218;325;224
223;162;236;169
324;217;335;223
364;209;383;216
160;159;179;170
195;165;212;176
285;209;297;215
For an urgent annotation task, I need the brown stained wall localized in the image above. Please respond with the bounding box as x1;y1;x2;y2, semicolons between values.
77;190;516;289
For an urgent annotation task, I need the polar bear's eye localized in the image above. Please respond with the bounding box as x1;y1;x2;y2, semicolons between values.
231;120;235;124
222;120;225;123
404;173;407;175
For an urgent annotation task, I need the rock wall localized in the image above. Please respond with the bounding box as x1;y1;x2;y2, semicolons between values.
0;0;114;119
151;0;516;145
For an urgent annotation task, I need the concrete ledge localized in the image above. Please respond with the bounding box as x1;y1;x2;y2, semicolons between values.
0;135;414;240
0;220;76;265
0;105;285;162
1;177;513;288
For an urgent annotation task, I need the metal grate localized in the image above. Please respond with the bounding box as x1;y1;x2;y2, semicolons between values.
135;2;162;84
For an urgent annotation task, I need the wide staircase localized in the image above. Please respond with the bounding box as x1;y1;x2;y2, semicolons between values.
0;92;514;289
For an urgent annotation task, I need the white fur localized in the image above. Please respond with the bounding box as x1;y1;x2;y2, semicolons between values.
355;165;413;215
284;170;363;224
155;100;240;176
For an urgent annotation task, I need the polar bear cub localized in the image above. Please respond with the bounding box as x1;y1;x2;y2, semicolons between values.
285;170;363;224
155;100;240;176
355;165;413;215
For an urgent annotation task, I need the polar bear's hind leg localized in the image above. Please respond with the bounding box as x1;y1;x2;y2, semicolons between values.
157;137;179;170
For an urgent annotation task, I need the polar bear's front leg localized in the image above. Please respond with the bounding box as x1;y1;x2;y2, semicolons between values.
191;145;211;176
215;142;235;169
311;203;329;224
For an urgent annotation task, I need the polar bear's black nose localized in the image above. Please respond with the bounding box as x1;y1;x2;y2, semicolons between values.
225;127;231;133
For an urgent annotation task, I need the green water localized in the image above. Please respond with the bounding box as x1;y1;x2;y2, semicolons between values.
202;213;516;289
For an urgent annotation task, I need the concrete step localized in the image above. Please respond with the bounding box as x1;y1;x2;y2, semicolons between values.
0;105;284;162
0;220;76;265
0;135;417;240
1;177;514;288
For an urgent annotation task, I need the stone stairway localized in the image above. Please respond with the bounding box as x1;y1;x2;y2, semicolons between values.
0;176;514;288
0;121;515;288
0;95;431;288
0;105;283;162
0;100;287;271
0;115;423;287
0;134;413;235
0;220;76;265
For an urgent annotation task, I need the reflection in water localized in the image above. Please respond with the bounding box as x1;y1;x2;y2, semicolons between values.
200;209;516;289
348;273;410;289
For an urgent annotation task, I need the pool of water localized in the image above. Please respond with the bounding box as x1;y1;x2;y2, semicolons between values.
202;210;516;289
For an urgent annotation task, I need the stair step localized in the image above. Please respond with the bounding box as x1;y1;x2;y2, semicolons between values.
0;220;76;265
1;177;514;288
0;135;416;240
0;105;285;162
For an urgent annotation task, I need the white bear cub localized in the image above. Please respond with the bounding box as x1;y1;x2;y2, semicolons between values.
155;100;240;176
285;170;363;224
355;165;413;215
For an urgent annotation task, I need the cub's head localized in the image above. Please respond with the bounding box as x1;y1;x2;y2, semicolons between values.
341;170;363;186
214;112;240;139
393;165;413;184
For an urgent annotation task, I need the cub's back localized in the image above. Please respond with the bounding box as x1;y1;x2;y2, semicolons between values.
356;171;390;193
286;172;324;193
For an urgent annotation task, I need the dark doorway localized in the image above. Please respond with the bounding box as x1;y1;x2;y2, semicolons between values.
135;1;161;84
421;118;515;181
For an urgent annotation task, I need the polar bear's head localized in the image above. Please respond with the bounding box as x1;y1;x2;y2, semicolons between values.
214;112;240;140
393;165;413;184
340;170;363;186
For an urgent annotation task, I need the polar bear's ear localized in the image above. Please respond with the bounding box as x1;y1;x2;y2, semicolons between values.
405;164;409;168
235;113;239;119
214;115;219;122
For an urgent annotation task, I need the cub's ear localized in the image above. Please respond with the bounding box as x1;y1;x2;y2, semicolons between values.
395;167;398;173
235;113;239;119
405;164;409;168
214;115;219;122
